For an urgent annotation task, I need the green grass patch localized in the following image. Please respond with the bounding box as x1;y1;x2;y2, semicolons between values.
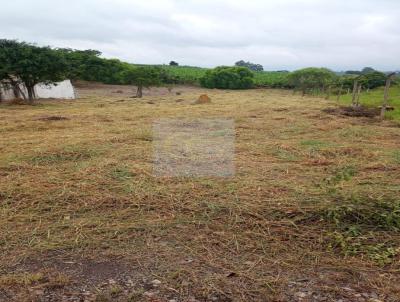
338;85;400;121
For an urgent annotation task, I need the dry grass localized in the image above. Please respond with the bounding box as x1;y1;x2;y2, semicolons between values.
0;85;399;301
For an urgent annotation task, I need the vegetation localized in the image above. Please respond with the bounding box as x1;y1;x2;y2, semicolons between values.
0;40;68;102
235;60;264;71
339;84;400;120
288;67;337;96
122;66;163;97
59;48;131;84
200;66;254;89
1;87;399;301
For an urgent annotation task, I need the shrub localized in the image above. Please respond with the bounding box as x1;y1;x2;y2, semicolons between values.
288;67;336;95
200;66;254;89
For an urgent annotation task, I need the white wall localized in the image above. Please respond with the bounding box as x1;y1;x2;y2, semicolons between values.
35;80;76;99
0;80;76;100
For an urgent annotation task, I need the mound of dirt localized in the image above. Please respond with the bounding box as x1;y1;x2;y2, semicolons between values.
194;94;211;104
323;106;380;118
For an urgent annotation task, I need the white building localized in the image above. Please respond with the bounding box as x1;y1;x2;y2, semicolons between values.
0;80;77;100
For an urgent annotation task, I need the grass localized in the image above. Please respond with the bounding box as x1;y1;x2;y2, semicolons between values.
338;84;400;120
0;87;399;301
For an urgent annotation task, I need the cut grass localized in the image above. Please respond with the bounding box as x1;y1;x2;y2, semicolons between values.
0;86;399;301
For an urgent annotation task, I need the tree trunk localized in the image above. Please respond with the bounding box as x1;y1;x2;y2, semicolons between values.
12;84;20;99
26;85;35;104
351;80;358;107
17;85;27;100
136;85;143;98
336;84;343;102
0;85;3;102
380;73;395;120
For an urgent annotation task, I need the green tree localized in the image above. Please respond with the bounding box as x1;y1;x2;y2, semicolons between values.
200;66;254;89
235;60;264;72
359;71;387;89
122;66;162;97
0;39;68;103
288;67;336;96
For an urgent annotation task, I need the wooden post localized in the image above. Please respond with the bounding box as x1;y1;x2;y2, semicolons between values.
351;80;358;107
380;73;396;120
337;84;343;102
356;84;362;107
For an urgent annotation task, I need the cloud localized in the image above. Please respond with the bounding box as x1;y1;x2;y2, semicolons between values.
0;0;399;70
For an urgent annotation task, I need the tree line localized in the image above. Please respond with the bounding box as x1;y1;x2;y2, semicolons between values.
0;40;171;102
1;39;398;115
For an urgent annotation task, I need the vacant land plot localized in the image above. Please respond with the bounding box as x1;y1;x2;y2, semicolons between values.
0;86;399;302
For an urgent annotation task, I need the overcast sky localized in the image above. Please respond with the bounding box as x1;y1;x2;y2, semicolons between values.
1;0;399;71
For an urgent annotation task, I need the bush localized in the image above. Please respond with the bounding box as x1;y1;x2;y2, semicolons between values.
200;66;254;89
288;67;336;95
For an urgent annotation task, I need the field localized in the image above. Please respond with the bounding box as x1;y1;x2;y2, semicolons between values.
1;84;400;302
158;65;290;88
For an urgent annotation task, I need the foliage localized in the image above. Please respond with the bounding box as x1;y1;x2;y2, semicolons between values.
161;65;291;88
160;65;208;85
200;66;254;89
322;195;400;265
122;66;163;97
123;66;163;88
58;48;131;84
288;67;336;95
361;67;376;74
359;71;387;89
169;61;179;66
235;60;264;72
0;39;68;101
253;71;291;88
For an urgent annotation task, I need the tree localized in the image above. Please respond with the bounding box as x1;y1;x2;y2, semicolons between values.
200;66;254;89
123;66;162;98
169;61;179;66
235;60;264;72
359;71;387;89
0;39;68;103
288;67;336;96
361;67;376;74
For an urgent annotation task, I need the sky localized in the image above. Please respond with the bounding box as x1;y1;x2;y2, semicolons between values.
1;0;399;71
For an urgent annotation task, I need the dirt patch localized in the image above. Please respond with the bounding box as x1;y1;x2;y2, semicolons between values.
323;106;380;118
36;116;69;121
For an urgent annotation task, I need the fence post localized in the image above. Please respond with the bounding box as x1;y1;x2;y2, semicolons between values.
380;73;396;120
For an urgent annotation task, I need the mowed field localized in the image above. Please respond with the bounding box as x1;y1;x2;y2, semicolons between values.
0;85;400;302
